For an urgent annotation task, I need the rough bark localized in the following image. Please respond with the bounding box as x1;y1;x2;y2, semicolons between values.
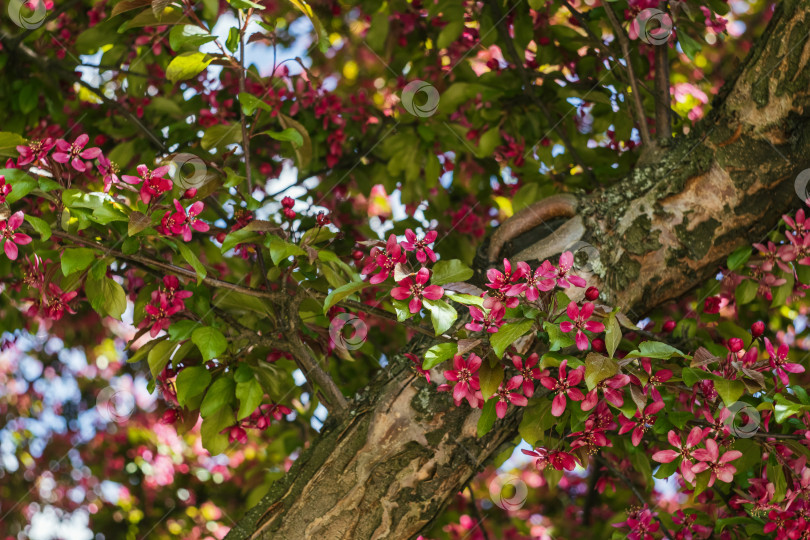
226;2;810;538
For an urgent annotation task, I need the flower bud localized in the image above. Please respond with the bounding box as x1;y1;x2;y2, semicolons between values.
704;297;721;314
283;208;296;220
216;232;226;243
281;196;295;209
591;338;606;353
585;286;599;301
728;337;744;353
182;188;197;199
751;321;765;337
662;320;676;332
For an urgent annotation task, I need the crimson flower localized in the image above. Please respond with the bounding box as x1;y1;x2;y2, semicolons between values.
245;404;292;429
612;505;660;540
691;438;742;487
140;292;183;337
0;211;32;260
511;353;546;397
493;376;528;418
765;337;805;386
651;427;707;484
43;283;78;320
638;357;673;402
552;251;587;288
97;154;120;193
161;275;192;305
0;176;12;204
52;134;102;172
506;260;556;300
559;301;605;351
404;353;431;383
485;258;528;292
581;373;630;411
617;400;664;446
442;354;482;407
390;267;444;313
465;297;505;333
223;425;248;444
16;138;55;166
362;234;405;284
540;359;585;416
521;446;578;471
170;199;210;241
401;228;438;263
568;417;612;454
122;164;173;204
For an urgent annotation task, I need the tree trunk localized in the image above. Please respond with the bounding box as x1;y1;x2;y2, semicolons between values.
225;3;810;538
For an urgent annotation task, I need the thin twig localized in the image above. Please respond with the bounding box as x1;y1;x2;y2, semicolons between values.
602;2;652;147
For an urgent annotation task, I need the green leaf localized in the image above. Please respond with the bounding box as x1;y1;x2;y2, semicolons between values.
236;378;263;420
286;0;329;52
629;451;652;488
201;123;242;151
169;24;217;52
61;247;96;276
200;375;235;417
225;26;240;53
238;92;271;116
769;460;786;502
200;407;233;455
166;52;213;83
192;326;228;361
422;342;457;370
169;320;199;341
678;32;703;61
1;169;36;203
653;459;680;480
492;320;535;358
423;299;457;335
605;312;621;358
518;397;555;445
714;379;744;407
727;245;752;272
267;236;306;264
477;399;497;437
221;228;263;253
444;291;484;307
278;113;312;169
0;133;26;157
128;211;151;236
543;320;574;352
735;279;758;305
261;128;304;148
147;340;175;379
625;341;684;359
478;361;503;401
681;367;704;387
322;281;369;313
177;241;207;284
437;19;464;49
24;215;51;240
176;365;212;406
584;352;619;391
431;259;474;286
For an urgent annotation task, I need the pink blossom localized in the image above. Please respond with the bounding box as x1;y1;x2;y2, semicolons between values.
552;251;587;288
485;258;529;292
390;267;444;313
651;427;707;484
506;260;556;300
405;353;430;383
765;337;805;386
540;359;585;416
559;302;605;350
0;211;32;260
581;373;630;411
361;234;405;284
16;138;55;166
0;176;12;204
511;353;547;398
617;400;664;446
122;164;173;204
465;297;505;333
401;229;438;263
52;134;102;172
442;354;482;407
492;376;528;418
691;438;742;487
